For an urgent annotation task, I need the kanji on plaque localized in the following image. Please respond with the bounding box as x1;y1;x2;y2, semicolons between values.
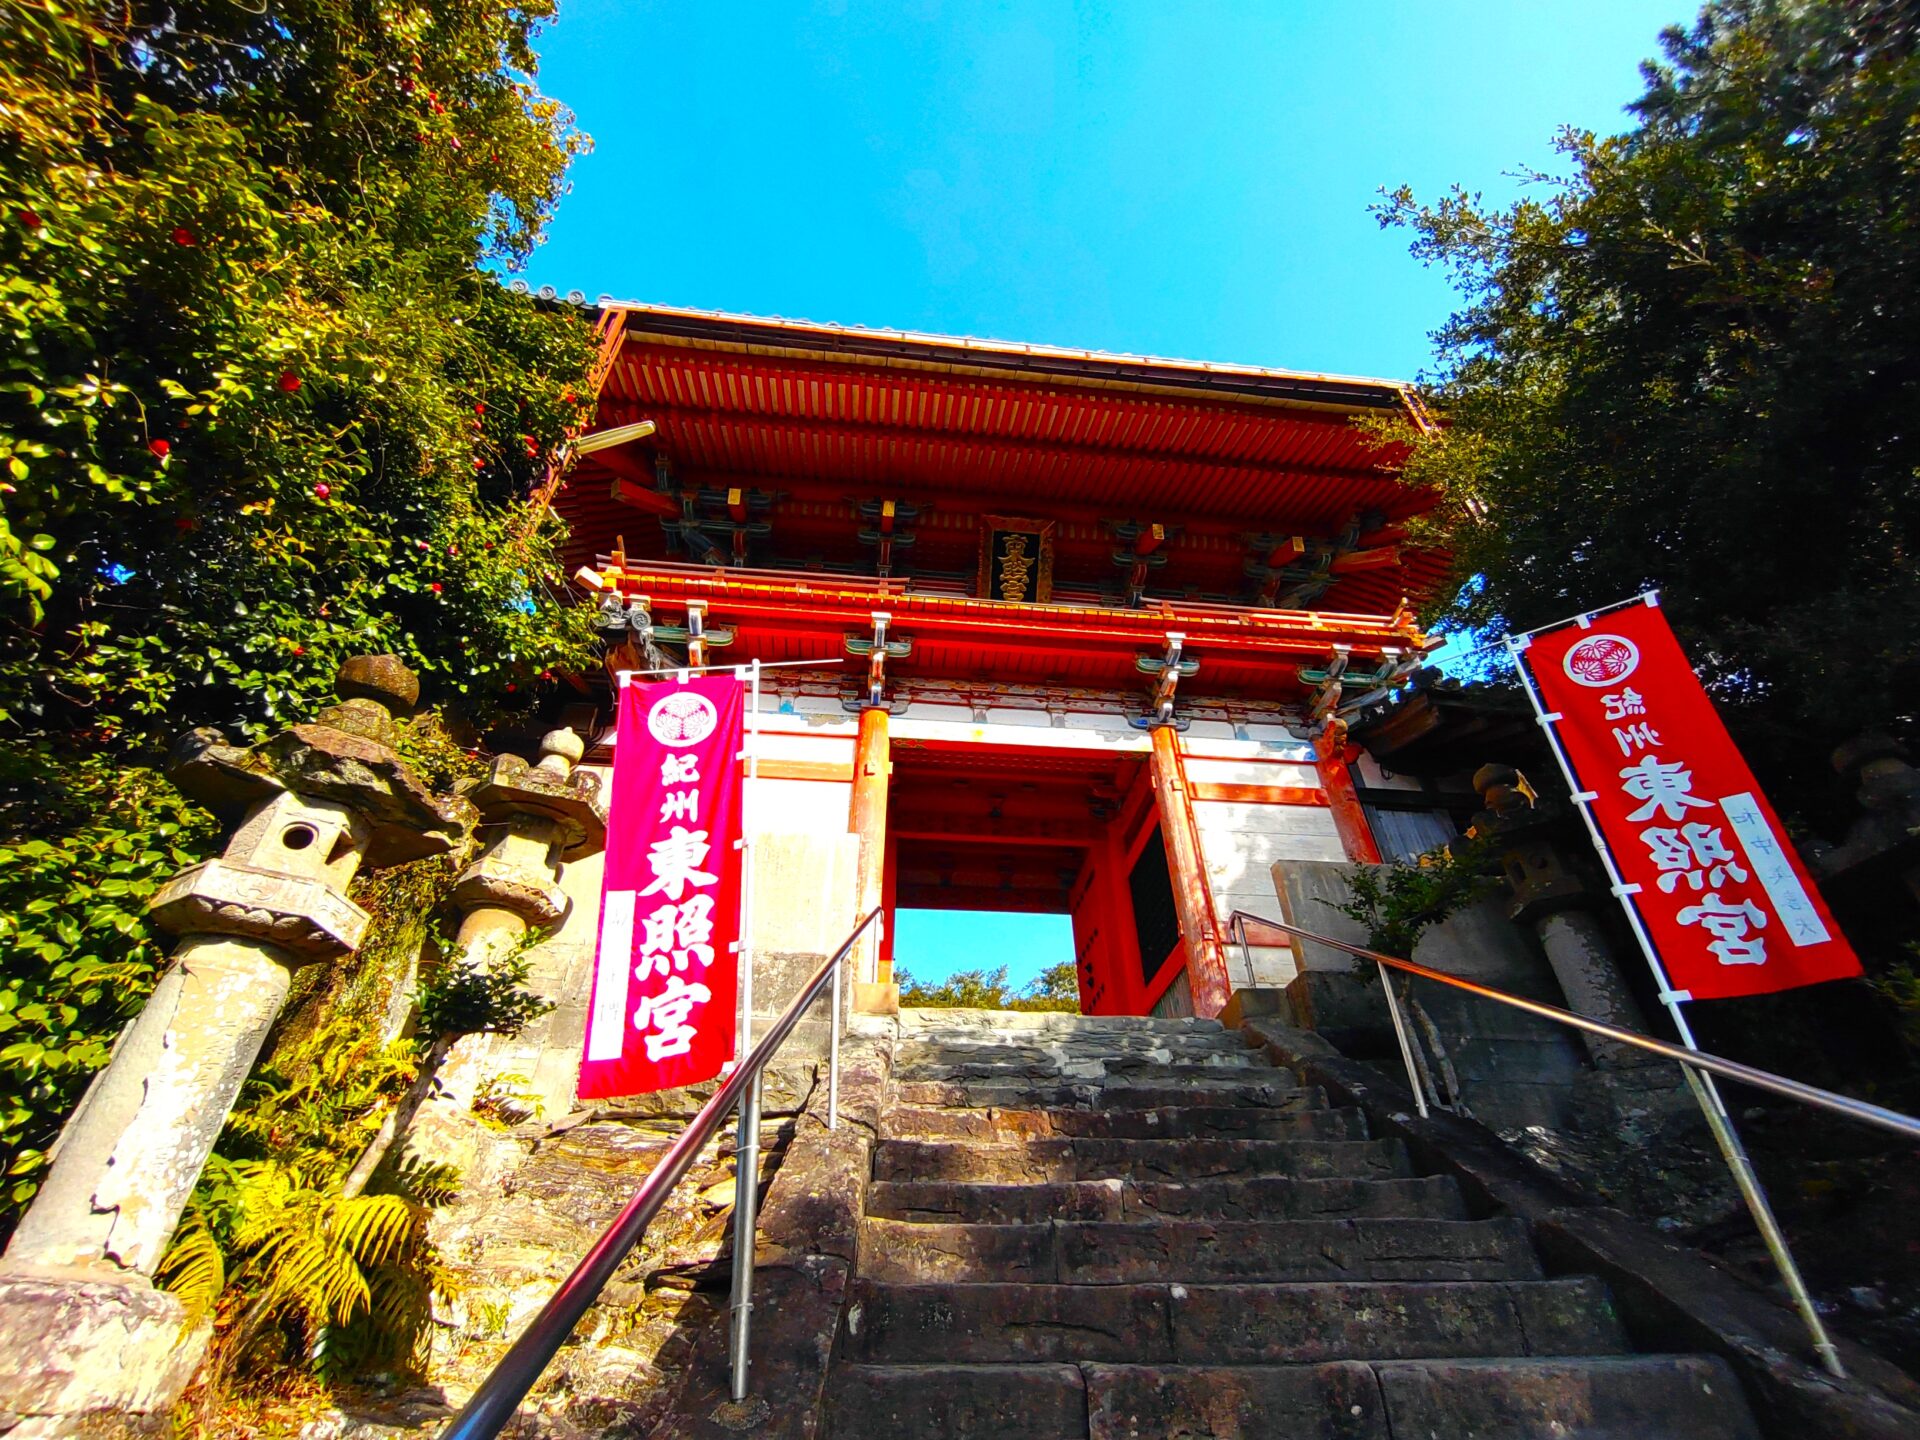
1521;600;1860;1000
579;673;744;1097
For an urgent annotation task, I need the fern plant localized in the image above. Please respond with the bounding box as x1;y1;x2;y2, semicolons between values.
158;1015;454;1379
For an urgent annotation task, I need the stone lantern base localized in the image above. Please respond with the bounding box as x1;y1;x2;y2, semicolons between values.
0;1271;210;1437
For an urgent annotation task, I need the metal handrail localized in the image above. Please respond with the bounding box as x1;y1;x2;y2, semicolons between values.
1228;910;1920;1143
441;907;883;1440
1231;908;1920;1380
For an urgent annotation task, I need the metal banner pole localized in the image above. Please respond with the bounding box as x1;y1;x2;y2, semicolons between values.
727;660;764;1400
1504;625;1844;1378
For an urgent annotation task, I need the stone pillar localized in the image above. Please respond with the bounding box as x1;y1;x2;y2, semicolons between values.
0;656;470;1436
848;703;896;1012
1148;724;1230;1018
1810;732;1920;906
1472;764;1650;1067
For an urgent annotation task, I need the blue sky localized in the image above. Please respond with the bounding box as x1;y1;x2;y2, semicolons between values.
525;1;1690;982
524;0;1689;385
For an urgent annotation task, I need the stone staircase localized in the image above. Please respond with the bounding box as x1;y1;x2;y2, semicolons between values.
820;1009;1762;1439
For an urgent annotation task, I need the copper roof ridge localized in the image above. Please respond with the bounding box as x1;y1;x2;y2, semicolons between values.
579;295;1416;403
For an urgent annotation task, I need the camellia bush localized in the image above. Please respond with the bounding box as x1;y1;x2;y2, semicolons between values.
0;1;600;1237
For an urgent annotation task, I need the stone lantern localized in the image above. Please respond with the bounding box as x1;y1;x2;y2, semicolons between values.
0;656;470;1437
450;726;608;969
1471;763;1650;1068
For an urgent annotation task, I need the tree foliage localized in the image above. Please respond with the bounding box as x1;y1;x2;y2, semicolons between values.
0;0;599;1241
898;960;1083;1012
2;1;598;741
1375;0;1920;820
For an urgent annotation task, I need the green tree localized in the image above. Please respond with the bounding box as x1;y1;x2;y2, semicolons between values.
1375;0;1920;822
0;1;599;1234
897;959;1082;1012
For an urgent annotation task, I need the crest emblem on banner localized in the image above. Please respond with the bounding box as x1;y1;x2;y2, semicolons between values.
1562;633;1640;686
648;690;718;746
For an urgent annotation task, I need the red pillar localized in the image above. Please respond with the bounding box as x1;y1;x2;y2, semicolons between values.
848;705;895;1009
1315;736;1383;864
1147;724;1230;1018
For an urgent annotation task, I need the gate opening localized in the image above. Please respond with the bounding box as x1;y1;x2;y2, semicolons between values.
880;738;1184;1016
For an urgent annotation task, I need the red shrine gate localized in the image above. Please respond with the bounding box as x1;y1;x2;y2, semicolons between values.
547;301;1437;1019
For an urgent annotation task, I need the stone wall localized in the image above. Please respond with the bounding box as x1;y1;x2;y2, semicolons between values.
1265;857;1588;1133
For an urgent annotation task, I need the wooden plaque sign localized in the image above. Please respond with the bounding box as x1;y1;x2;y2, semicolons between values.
978;515;1055;602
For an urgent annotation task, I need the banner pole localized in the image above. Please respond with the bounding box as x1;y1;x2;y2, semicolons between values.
728;660;764;1401
1504;626;1844;1378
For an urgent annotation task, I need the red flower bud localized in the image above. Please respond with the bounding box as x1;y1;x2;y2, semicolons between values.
506;682;517;692
171;226;195;246
561;388;577;403
148;438;171;458
474;402;485;415
312;483;330;499
429;582;443;594
293;645;306;656
278;370;302;393
19;209;40;230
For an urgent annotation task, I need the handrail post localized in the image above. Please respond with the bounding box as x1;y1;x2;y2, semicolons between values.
828;950;843;1131
727;1071;762;1402
1376;959;1430;1119
728;658;764;1402
1237;910;1429;1118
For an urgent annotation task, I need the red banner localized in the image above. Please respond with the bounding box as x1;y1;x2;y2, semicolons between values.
579;673;744;1098
1520;601;1859;1000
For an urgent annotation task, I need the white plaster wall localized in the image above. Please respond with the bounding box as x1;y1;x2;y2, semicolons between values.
1188;752;1345;991
1184;757;1321;789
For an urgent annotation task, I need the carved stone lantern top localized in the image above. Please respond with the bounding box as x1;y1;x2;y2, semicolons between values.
166;655;474;868
459;728;608;862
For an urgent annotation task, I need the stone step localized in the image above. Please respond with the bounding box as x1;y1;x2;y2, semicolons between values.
872;1136;1412;1185
1366;1354;1761;1439
893;1076;1305;1111
866;1174;1472;1224
892;1042;1262;1073
858;1217;1542;1285
1084;1356;1761;1439
822;1361;1087;1439
895;1058;1274;1087
895;1029;1255;1059
843;1277;1628;1365
881;1103;1365;1143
